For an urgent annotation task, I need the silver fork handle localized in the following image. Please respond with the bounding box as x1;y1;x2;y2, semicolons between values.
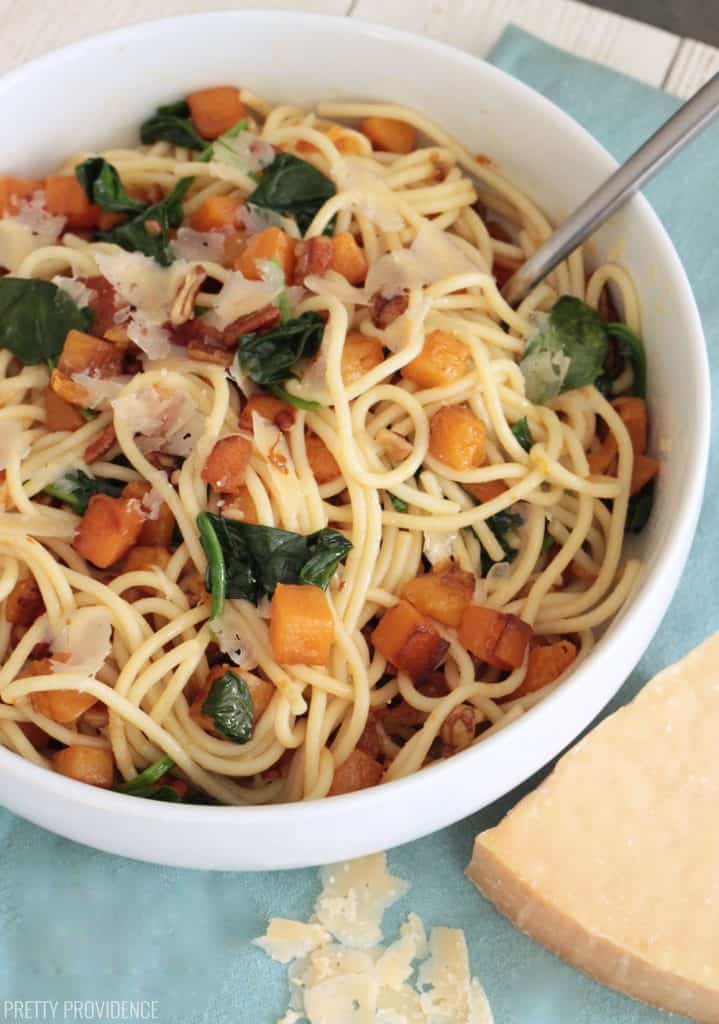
503;71;719;306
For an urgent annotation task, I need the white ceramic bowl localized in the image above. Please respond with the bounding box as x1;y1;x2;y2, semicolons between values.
0;12;709;870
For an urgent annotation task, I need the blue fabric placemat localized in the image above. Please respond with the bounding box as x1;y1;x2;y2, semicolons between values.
1;26;716;1024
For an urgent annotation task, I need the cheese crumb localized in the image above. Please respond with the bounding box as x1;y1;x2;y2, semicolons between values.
254;853;492;1024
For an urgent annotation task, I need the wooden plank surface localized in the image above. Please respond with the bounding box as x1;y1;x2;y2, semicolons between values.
0;0;716;98
350;0;679;89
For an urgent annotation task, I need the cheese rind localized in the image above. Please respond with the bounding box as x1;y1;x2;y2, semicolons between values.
468;631;719;1023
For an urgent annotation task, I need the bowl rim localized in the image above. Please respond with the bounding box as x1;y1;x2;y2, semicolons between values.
0;9;710;846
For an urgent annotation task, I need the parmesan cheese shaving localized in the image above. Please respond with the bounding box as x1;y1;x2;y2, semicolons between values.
209;605;258;669
423;531;457;566
333;157;406;233
50;606;113;677
52;275;95;308
238;203;301;240
71;373;130;410
0;194;65;272
206;269;282;331
255;854;493;1024
112;385;204;456
170;227;226;263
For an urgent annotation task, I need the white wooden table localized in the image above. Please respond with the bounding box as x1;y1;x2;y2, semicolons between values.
0;0;718;98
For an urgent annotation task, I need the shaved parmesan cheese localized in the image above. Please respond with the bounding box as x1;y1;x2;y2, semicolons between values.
333;157;405;233
417;927;473;1024
140;487;164;520
113;385;204;457
127;314;171;359
423;531;457;566
206;270;282;332
253;919;330;964
171;227;226;263
210;130;276;178
52;275;95;308
209;606;258;669
315;853;409;949
0;194;65;272
376;912;427;989
50;606;112;676
256;853;493;1024
71;372;129;410
238;203;301;240
303;972;378;1024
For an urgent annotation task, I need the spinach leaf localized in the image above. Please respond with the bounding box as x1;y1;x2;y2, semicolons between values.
75;157;146;215
520;296;608;404
197;513;351;606
201;669;254;744
625;479;654;533
270;385;321;412
198;118;250;164
607;322;647;398
237;312;325;394
197;510;227;619
43;470;125;514
388;493;408;512
97;176;194;266
0;279;93;366
115;756;175;796
140;99;206;150
511;417;533;452
478;509;523;576
250;152;336;235
299;530;353;589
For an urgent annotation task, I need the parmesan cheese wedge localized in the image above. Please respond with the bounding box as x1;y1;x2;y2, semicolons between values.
467;631;719;1023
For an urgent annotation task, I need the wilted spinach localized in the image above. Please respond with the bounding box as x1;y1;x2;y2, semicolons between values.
95;175;194;266
201;670;254;744
249;152;336;235
0;279;92;365
75;158;146;215
140;99;205;150
197;513;351;611
43;470;125;514
115;755;181;801
511;417;533;452
236;311;325;409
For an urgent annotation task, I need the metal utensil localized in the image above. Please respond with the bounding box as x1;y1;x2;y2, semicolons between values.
503;72;719;306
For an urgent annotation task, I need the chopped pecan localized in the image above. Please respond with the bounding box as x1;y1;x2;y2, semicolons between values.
186;336;233;366
371;289;409;328
84;424;117;464
293;236;333;284
224;304;281;340
170;266;207;327
439;704;476;750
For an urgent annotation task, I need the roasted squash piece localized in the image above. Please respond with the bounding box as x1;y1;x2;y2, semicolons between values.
5;577;44;626
329;749;383;796
371;599;448;684
190;194;244;232
52;745;114;788
236;226;295;282
330;233;368;285
187;86;245;139
341;332;384;385
73;494;146;568
360;116;416;154
269;583;333;665
306;432;340;484
239;393;295;432
44;174;100;229
511;639;578;700
402;330;471;389
459;605;532;670
429;405;486;470
201;436;252;493
402;564;474;628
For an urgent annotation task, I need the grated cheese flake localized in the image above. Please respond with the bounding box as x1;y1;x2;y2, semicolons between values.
255;853;493;1024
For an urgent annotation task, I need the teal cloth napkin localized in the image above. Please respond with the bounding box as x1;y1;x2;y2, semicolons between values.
1;26;716;1024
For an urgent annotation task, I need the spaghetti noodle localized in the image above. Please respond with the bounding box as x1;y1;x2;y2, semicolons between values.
0;87;657;804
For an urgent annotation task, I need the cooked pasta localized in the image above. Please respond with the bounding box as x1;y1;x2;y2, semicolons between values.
0;86;658;804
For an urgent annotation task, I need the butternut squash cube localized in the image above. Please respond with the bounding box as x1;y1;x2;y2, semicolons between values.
511;639;577;700
43;385;85;431
306;432;340;484
187;86;245;139
58;329;123;378
201;435;252;493
236;226;295;283
191;193;244;232
341;332;384;385
371;599;449;684
612;396;648;455
73;494;146;568
329;749;383;796
402;564;475;628
5;577;44;626
239;393;295;432
270;583;333;665
330;233;368;285
429;405;486;470
122;481;175;547
52;745;114;788
402;330;471;389
32;687;97;726
459;605;532;670
360;116;416;154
